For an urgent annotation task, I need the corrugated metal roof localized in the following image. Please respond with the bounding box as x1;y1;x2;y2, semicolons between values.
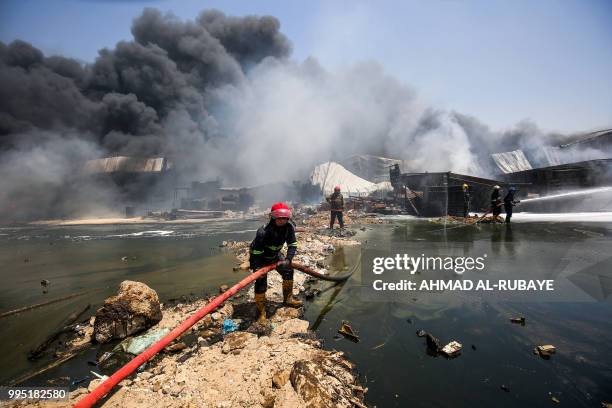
83;156;166;174
540;146;562;166
559;129;612;148
340;154;410;182
491;150;533;174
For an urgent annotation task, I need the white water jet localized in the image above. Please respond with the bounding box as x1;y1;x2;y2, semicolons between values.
520;186;612;203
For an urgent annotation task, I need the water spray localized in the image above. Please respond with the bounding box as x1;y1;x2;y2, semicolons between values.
520;186;612;203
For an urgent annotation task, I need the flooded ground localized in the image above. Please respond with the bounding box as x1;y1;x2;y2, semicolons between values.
0;220;262;384
1;216;612;407
306;218;612;407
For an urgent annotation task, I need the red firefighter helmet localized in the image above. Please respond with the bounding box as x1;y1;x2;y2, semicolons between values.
270;202;292;219
334;185;341;191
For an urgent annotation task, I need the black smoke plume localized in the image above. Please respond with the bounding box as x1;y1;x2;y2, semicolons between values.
0;8;597;221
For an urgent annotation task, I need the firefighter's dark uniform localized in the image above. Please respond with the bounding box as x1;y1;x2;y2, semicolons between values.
491;189;502;218
327;191;344;228
249;219;298;294
463;188;471;218
504;190;517;224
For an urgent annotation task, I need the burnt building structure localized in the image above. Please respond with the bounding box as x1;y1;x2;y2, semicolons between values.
83;156;175;211
389;165;504;217
499;159;612;196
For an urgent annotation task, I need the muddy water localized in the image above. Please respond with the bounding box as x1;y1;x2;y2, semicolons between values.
2;218;612;407
0;220;261;384
305;219;612;407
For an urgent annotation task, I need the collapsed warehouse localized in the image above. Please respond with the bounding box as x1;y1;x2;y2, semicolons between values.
389;166;504;217
388;129;612;216
492;129;612;212
83;156;176;216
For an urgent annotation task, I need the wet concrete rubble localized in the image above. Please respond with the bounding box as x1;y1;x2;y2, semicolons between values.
14;210;373;407
430;214;507;224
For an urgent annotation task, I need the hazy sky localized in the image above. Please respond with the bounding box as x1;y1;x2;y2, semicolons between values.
1;0;611;134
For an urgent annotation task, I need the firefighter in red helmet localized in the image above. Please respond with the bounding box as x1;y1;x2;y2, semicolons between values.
249;202;301;323
326;185;344;229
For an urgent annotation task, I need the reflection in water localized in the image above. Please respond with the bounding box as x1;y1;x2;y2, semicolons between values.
305;220;612;408
311;247;353;331
311;282;346;331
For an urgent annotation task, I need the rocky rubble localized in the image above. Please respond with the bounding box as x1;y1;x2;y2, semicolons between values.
18;307;366;408
82;312;364;408
93;281;162;343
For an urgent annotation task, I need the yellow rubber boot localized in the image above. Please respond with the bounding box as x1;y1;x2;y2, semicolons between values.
282;280;303;307
254;292;267;323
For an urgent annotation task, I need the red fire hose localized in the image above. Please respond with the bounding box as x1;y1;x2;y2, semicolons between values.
73;260;354;408
73;262;279;408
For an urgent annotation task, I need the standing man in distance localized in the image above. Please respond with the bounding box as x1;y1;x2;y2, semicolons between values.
491;185;503;221
462;183;471;218
326;185;344;229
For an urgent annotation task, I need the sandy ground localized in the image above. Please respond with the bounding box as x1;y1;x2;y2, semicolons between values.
29;216;253;226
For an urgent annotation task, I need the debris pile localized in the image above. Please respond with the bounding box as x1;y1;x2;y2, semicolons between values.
93;281;162;343
80;318;363;407
429;214;506;225
416;329;462;358
18;301;365;407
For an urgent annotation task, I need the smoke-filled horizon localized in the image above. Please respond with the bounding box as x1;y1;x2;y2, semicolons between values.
0;8;599;220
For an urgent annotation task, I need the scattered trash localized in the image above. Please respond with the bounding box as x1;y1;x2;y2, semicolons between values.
471;344;477;351
371;342;386;350
222;319;238;335
71;376;90;386
548;392;560;404
219;284;229;293
416;330;464;357
304;288;320;300
338;321;360;342
98;351;113;364
28;304;91;360
115;328;171;355
510;316;526;325
535;345;556;358
425;333;441;352
90;371;109;380
40;279;50;287
601;402;612;408
121;256;128;262
441;341;462;357
165;342;187;353
500;384;510;392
